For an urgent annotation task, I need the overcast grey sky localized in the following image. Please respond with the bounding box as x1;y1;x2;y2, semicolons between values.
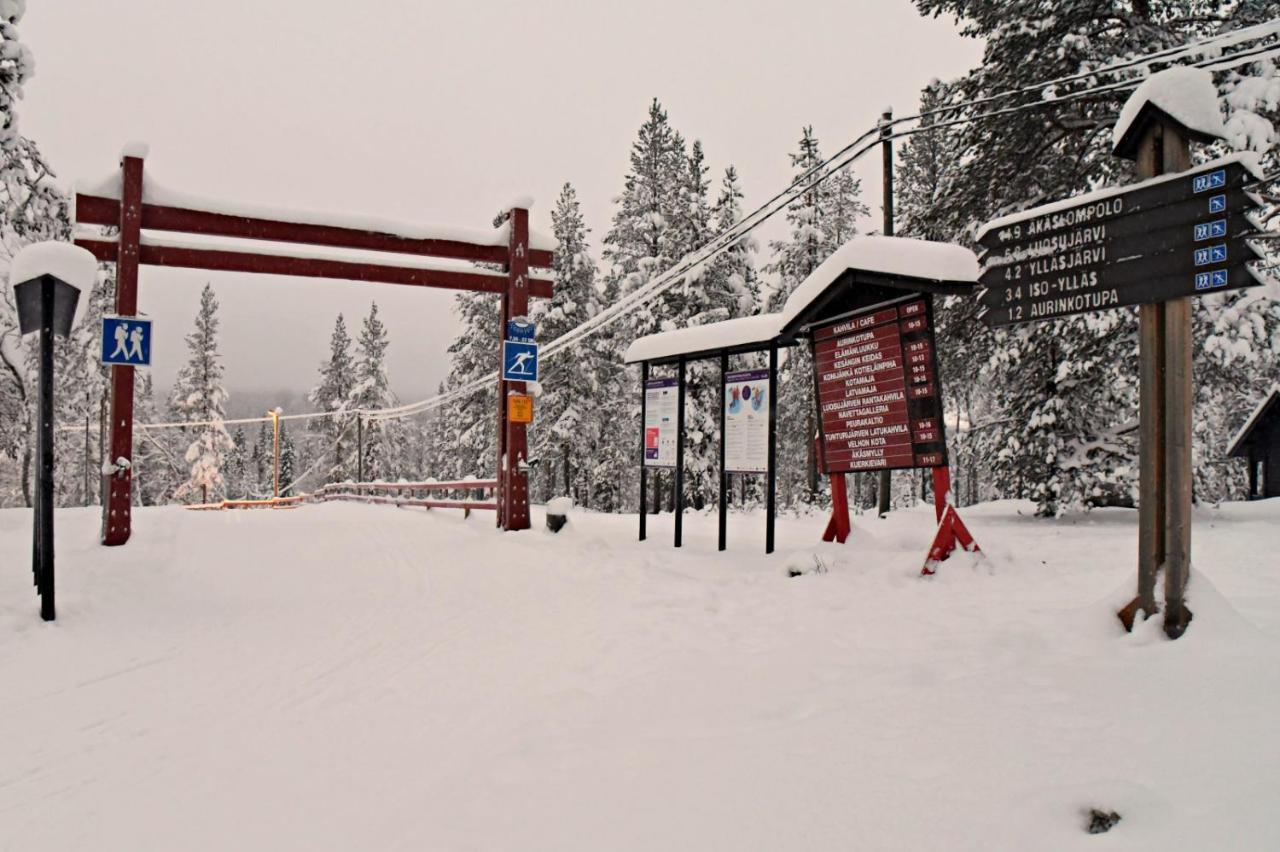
22;0;982;406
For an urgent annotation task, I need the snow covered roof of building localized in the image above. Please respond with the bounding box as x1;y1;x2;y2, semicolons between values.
623;313;784;364
1228;385;1280;458
776;235;979;333
74;169;556;255
975;151;1263;243
1113;66;1228;159
624;237;979;364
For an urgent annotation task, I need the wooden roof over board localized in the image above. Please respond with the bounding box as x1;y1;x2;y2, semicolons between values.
1228;386;1280;458
623;236;979;365
774;236;979;340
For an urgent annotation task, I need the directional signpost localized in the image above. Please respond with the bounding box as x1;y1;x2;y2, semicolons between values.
976;155;1264;326
975;99;1266;638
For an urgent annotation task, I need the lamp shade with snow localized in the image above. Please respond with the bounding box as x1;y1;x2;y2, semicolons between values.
9;242;98;337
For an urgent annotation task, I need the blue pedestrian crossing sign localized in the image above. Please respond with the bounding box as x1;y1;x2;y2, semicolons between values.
502;339;538;382
101;316;152;366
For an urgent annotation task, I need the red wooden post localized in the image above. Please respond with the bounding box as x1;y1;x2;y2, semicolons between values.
498;208;532;531
821;472;851;543
102;155;143;546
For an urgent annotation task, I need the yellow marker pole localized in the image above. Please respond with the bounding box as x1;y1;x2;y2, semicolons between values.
268;409;281;500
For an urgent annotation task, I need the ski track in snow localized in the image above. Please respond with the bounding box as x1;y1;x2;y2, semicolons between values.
1;499;1279;850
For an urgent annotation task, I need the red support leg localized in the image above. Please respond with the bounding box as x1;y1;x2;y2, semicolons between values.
921;466;981;575
821;472;851;543
499;208;531;531
102;155;144;546
930;465;950;523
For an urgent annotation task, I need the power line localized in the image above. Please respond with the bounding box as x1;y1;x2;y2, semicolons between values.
112;22;1280;431
893;18;1280;130
368;32;1280;423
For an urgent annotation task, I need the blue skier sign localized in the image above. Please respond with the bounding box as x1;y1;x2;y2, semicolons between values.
101;316;152;366
502;339;539;382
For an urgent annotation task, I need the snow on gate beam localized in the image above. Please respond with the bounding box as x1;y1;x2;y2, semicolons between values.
74;193;556;270
74;238;554;297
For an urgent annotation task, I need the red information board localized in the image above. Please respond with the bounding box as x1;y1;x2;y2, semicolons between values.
811;296;948;473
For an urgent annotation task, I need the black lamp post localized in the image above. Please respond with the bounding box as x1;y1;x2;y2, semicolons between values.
11;243;96;622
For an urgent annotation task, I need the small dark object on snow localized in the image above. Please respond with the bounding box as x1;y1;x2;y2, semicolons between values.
546;513;568;533
1087;809;1121;834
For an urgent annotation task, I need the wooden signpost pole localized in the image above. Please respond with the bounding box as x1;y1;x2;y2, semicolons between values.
499;208;532;532
1119;119;1193;636
1126;126;1169;626
102;155;143;546
1160;124;1194;639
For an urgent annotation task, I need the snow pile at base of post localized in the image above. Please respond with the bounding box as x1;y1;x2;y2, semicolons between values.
1112;66;1227;151
8;241;98;329
776;235;979;330
623;313;783;363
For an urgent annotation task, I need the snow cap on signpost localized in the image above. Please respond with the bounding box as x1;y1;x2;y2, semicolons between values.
9;241;98;335
1112;66;1228;160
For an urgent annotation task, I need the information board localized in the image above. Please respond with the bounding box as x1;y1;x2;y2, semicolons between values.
723;369;770;474
977;156;1263;327
812;297;947;473
644;378;678;468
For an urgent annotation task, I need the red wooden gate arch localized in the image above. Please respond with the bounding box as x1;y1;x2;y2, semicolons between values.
75;151;553;544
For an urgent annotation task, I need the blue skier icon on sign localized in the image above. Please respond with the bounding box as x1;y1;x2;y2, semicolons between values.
502;340;539;382
101;316;152;366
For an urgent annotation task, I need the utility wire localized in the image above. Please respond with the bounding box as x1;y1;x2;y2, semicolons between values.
94;22;1280;430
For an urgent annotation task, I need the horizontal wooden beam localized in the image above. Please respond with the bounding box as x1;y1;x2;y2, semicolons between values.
76;239;553;298
76;194;555;268
328;480;498;491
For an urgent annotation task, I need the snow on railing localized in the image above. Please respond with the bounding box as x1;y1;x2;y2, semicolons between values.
313;479;498;517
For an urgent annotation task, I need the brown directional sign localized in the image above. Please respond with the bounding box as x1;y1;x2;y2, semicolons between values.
812;296;947;473
977;157;1265;326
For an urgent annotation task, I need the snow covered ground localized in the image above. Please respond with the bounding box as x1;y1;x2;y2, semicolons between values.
2;498;1278;850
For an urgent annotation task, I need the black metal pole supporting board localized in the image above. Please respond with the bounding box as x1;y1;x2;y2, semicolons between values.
878;108;894;517
718;351;728;552
767;343;778;554
38;279;56;622
639;361;648;541
674;357;686;548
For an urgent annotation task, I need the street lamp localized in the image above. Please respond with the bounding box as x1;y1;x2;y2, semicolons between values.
10;242;97;622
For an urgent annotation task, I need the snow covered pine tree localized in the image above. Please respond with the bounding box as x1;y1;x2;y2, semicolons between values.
170;284;234;505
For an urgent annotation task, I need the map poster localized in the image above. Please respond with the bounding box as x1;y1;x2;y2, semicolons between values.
724;369;770;474
644;378;678;468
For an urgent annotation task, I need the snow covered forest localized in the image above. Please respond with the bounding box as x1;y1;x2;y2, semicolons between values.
3;1;1280;519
